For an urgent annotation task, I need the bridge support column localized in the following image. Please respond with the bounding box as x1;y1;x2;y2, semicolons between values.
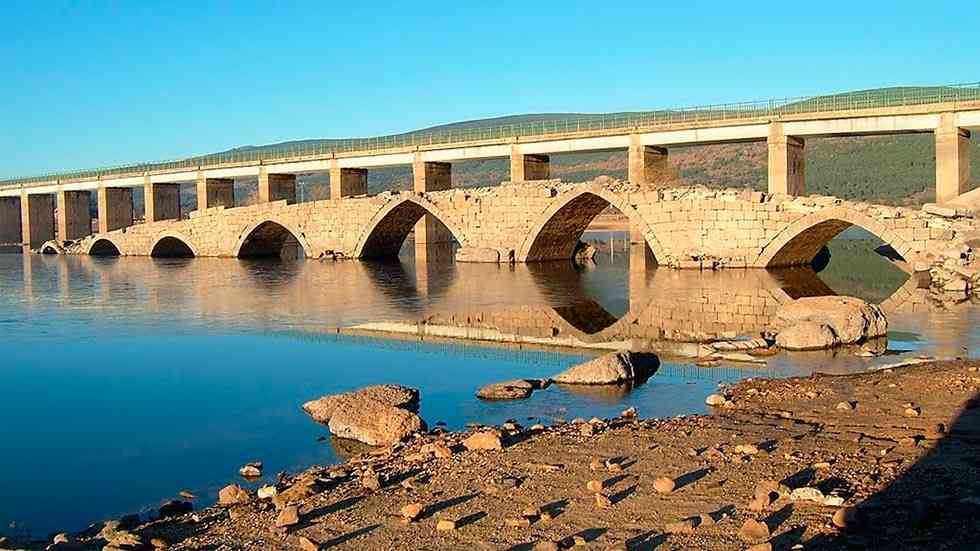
57;190;92;241
413;156;454;260
20;193;55;250
768;124;805;196
98;187;133;233
510;146;550;181
330;161;368;199
144;181;181;223
629;221;656;272
0;197;22;246
258;168;296;204
196;176;235;210
628;136;669;185
935;113;971;204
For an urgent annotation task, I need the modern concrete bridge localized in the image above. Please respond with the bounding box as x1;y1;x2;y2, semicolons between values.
0;84;978;264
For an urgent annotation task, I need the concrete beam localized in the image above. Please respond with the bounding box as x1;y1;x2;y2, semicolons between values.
57;190;92;241
196;176;235;210
628;135;669;185
144;181;181;222
98;187;133;233
936;113;972;204
0;197;22;245
330;161;368;199
21;193;55;249
767;123;806;196
258;168;296;204
510;146;550;181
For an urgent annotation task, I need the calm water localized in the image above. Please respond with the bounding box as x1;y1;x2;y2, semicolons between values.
2;234;980;537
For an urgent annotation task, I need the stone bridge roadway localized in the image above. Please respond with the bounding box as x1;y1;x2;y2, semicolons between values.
64;179;977;271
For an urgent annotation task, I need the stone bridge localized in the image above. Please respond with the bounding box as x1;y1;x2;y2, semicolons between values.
56;179;977;272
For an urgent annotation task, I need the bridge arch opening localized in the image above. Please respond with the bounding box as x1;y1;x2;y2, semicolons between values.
237;221;307;260
151;236;195;258
89;238;121;256
358;200;460;260
41;243;60;255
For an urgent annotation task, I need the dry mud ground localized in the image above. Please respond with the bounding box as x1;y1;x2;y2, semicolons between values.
26;360;980;550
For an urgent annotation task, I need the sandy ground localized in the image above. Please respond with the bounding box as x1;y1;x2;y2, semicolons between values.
18;360;980;551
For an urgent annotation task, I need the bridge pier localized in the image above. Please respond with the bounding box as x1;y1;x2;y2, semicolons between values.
196;176;235;210
935;113;972;204
0;197;22;246
510;146;550;181
20;192;55;250
98;187;134;233
330;162;368;198
413;156;455;259
767;123;806;196
258;168;296;204
628;136;669;185
57;190;92;241
144;182;181;223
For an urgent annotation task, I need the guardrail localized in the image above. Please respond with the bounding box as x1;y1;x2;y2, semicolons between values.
2;83;978;189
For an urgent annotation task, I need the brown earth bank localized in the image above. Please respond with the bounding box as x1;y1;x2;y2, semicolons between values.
19;360;980;551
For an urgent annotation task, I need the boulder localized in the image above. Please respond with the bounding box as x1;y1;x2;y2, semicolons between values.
775;320;839;351
476;379;535;400
455;247;501;263
302;384;419;424
218;484;250;507
773;296;887;348
462;430;503;450
328;398;426;447
552;351;659;385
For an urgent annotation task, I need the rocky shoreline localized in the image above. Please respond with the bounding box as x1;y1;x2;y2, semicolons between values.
8;359;980;550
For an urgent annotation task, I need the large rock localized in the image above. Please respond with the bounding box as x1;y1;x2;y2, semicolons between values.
552;351;659;385
327;398;426;447
775;320;839;351
476;379;535;400
773;296;887;348
455;247;500;263
302;384;419;424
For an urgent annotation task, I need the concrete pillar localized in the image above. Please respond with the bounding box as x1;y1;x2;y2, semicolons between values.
144;181;181;223
509;146;550;181
56;190;92;241
628;135;669;185
330;161;368;199
21;193;55;249
258;168;296;204
196;175;235;210
935;113;972;204
412;155;454;258
0;197;22;245
98;187;134;233
767;123;806;196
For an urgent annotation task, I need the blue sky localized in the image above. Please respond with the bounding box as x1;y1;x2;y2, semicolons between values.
1;1;977;178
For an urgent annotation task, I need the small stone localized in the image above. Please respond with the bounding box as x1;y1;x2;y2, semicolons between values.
653;476;676;494
665;518;697;534
748;494;770;512
621;406;637;418
239;461;262;478
589;459;603;471
734;443;760;455
824;495;846;507
362;473;381;491
899;436;919;448
53;533;70;544
297;536;319;551
833;506;861;529
178;490;196;500
738;518;771;542
836;401;854;411
572;535;587;546
505;517;532;528
275;505;300;528
904;407;921;417
436;519;456;531
531;423;545;431
150;537;168;549
580;423;596;436
791;486;825;503
586;480;604;492
521;506;541;518
401;503;424;521
463;430;503;451
257;485;278;499
540;511;554;521
754;480;781;500
698;513;715;526
595;493;612;508
218;484;250;507
705;394;727;406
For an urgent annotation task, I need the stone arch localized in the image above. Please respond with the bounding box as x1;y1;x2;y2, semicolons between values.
235;220;311;259
40;240;63;255
353;196;465;259
755;206;915;268
151;233;197;258
87;238;121;256
516;186;666;263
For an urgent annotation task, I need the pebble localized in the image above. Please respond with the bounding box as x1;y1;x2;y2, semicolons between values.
297;536;319;551
436;519;457;531
239;461;262;478
217;484;250;507
572;535;587;546
150;537;168;549
257;485;278;499
738;518;771;542
621;406;637;418
790;486;825;503
362;473;381;491
521;506;541;518
664;518;697;534
530;423;546;431
586;480;604;492
824;495;846;507
52;533;69;544
904;407;921;417
734;443;760;455
505;517;532;528
463;430;503;450
835;401;854;411
653;476;676;494
275;505;300;528
595;493;613;508
580;423;596;436
705;394;727;406
400;503;424;521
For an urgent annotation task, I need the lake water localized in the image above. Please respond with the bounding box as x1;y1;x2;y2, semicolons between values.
2;232;979;538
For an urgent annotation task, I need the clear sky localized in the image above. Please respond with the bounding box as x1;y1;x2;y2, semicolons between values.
1;1;977;178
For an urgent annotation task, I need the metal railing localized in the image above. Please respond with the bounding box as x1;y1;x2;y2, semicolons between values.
2;83;978;189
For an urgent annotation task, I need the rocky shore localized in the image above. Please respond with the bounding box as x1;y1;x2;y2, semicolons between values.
9;360;980;551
